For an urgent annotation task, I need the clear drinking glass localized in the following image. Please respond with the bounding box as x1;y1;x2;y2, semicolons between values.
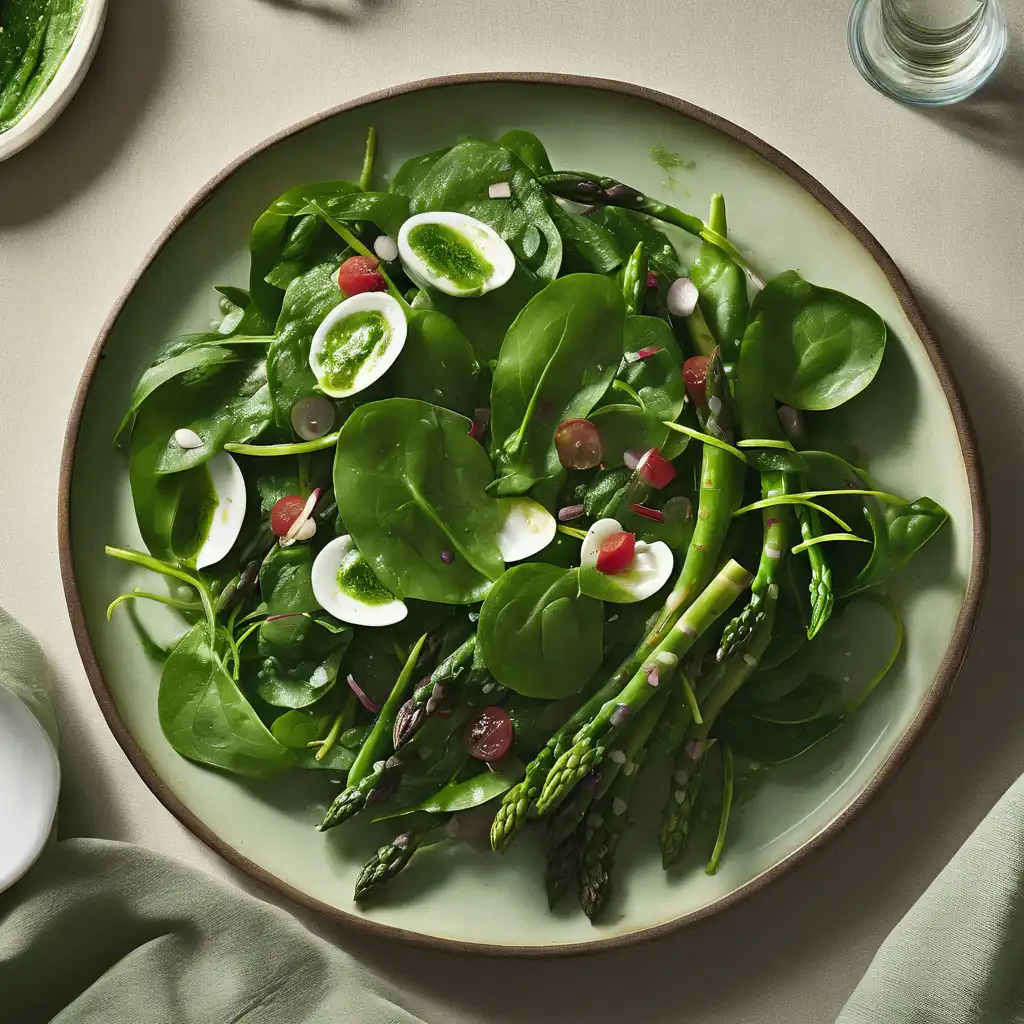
849;0;1008;105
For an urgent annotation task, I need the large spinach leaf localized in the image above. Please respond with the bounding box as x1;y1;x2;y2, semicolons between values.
158;623;294;778
751;271;886;410
496;130;553;177
393;308;486;417
477;563;604;698
490;274;625;495
410;139;563;281
390;147;450;198
333;398;504;603
255;647;346;710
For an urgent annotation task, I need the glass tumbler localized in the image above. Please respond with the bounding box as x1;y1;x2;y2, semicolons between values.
849;0;1008;105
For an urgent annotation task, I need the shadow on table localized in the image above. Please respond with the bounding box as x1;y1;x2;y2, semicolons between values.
916;41;1024;166
254;0;398;25
0;0;169;227
316;287;1022;1023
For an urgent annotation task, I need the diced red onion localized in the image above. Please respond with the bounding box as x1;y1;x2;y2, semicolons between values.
558;503;586;522
631;503;664;523
468;419;486;440
636;449;676;489
667;277;699;318
347;674;380;713
637;345;663;360
646;271;658;288
265;612;309;622
488;182;512;199
623;448;643;471
440;550;455;564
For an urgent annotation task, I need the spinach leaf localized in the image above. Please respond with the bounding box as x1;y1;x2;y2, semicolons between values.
333;398;504;603
271;709;356;771
548;200;624;274
496;130;553;177
390;147;450;198
300;190;409;238
490;274;625;494
256;647;346;709
158;623;294;778
247;181;361;329
265;261;343;427
419;263;543;363
410;139;563;281
477;563;604;698
258;544;332;653
751;271;887;411
214;286;252;335
378;758;525;818
845;496;949;596
690;235;748;369
393;308;487;417
586;207;683;281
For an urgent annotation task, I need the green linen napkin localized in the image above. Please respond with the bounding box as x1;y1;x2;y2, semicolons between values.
836;774;1024;1023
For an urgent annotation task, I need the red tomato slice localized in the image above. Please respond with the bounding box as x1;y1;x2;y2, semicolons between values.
683;355;710;409
337;255;387;297
554;418;603;470
596;531;636;575
271;495;307;537
464;706;514;762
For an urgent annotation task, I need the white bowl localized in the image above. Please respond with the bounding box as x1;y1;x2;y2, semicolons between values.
0;0;108;164
0;686;60;893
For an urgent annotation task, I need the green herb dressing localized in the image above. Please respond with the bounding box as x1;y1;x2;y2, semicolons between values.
650;142;696;173
0;0;85;132
319;310;391;393
169;463;218;563
408;222;493;291
337;551;395;606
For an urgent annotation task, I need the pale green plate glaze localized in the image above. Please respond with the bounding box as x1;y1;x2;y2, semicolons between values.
60;75;986;955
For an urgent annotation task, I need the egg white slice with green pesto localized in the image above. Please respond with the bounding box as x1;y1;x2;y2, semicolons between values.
311;535;408;627
397;211;515;298
308;292;407;398
496;497;557;562
578;518;674;603
194;452;248;569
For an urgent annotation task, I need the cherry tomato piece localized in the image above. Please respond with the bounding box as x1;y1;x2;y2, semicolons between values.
596;531;636;575
337;255;387;297
554;418;603;470
683;355;710;409
636;448;676;489
464;706;514;762
271;495;307;537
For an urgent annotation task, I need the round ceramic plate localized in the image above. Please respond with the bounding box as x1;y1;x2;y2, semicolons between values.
60;74;986;955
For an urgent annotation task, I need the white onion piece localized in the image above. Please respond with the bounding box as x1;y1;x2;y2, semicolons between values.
578;518;673;604
373;235;399;262
195;453;247;569
496;498;557;562
173;428;203;450
667;277;700;318
488;182;512;199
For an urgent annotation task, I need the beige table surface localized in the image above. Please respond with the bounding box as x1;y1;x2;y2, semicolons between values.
1;0;1022;1020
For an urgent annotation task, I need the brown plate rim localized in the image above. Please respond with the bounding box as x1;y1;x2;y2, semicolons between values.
58;71;989;958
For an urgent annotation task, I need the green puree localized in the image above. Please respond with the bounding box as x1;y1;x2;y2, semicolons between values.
0;0;85;132
320;309;391;392
408;222;493;291
169;462;218;563
337;551;394;606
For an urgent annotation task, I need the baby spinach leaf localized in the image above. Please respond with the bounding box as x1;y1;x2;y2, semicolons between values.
420;263;543;363
496;130;553;177
158;623;295;778
247;181;361;328
548;200;624;274
333;398;504;603
299;190;409;238
256;646;346;709
477;563;604;698
587;207;683;281
690;240;748;369
271;709;356;771
410;139;563;280
258;544;326;653
266;261;343;427
393;308;487;417
390;147;450;198
751;271;887;411
844;496;949;596
490;274;625;494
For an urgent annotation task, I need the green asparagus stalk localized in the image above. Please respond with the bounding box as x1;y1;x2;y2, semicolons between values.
577;685;671;920
544;770;602;908
539;172;761;281
660;605;776;867
621;242;647;316
355;830;420;900
535;558;753;816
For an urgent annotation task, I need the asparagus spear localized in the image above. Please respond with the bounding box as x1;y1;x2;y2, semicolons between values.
355;830;420;900
660;604;776;867
535;558;753;816
544;769;603;908
621;242;648;316
577;683;671;920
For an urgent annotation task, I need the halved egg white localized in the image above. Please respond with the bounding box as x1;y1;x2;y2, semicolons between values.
195;452;247;569
311;535;408;627
578;518;674;604
496;497;556;563
309;292;407;399
398;212;515;298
